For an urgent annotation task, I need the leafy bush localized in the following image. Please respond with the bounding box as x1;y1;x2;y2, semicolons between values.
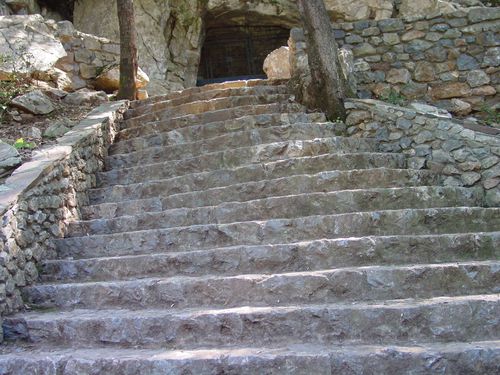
13;138;36;150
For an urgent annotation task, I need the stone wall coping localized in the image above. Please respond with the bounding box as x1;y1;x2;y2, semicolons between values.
347;98;500;138
0;101;128;215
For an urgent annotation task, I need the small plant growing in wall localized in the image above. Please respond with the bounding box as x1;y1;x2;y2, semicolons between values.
379;89;407;106
480;104;500;127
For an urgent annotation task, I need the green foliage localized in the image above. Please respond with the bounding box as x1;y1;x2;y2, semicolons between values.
379;89;407;106
13;138;36;150
480;104;500;126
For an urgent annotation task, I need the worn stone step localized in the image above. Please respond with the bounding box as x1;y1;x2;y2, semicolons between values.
92;168;440;210
106;136;377;171
129;79;287;110
4;295;499;348
124;85;290;120
0;341;498;375
86;169;439;219
42;233;500;282
111;112;327;156
97;152;407;193
109;122;351;165
118;102;306;141
24;261;500;311
69;187;484;237
122;94;295;129
56;207;500;259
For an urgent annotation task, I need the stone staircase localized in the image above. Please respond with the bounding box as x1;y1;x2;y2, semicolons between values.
1;80;499;374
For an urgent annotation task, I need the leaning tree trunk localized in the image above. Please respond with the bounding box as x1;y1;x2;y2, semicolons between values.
117;0;138;100
296;0;348;121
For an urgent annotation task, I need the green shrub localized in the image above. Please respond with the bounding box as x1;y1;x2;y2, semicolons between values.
13;138;36;150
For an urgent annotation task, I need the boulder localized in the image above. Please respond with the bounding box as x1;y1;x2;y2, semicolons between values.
0;15;67;80
63;89;109;106
263;46;291;80
10;90;54;115
0;140;21;177
94;65;150;93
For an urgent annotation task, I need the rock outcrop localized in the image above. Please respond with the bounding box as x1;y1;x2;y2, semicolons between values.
74;0;205;95
0;15;66;80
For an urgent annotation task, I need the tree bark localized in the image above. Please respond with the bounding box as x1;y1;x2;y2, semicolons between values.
296;0;347;121
117;0;138;100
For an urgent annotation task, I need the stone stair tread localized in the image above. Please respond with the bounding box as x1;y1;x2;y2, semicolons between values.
118;103;307;140
98;152;407;189
0;341;498;375
109;121;349;158
124;85;290;120
4;295;499;348
59;206;500;242
8;294;500;322
117;103;308;140
23;261;500;311
105;137;378;170
111;113;327;155
84;169;440;218
69;186;484;236
41;232;500;281
129;79;287;109
122;93;295;129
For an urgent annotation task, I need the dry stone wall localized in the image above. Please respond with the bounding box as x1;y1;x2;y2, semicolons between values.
335;7;499;110
290;7;499;113
52;20;120;92
345;99;500;206
0;101;127;340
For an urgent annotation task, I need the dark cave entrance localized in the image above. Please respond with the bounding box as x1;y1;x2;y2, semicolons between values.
197;25;290;86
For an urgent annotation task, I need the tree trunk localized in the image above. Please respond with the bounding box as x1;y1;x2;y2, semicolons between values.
296;0;347;121
117;0;138;100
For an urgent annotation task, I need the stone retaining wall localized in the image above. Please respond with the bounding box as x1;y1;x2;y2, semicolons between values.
0;101;128;340
290;6;499;114
345;99;500;206
51;20;120;91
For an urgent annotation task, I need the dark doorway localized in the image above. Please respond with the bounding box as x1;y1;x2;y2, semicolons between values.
197;26;290;86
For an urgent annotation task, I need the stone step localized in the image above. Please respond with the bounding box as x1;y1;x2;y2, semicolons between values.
109;122;350;164
0;341;498;375
68;187;484;237
85;169;439;219
117;102;306;141
124;85;290;120
122;93;295;129
111;112;327;156
96;152;407;193
56;207;500;259
4;295;499;348
41;233;500;282
129;79;287;109
24;261;500;311
105;136;377;171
